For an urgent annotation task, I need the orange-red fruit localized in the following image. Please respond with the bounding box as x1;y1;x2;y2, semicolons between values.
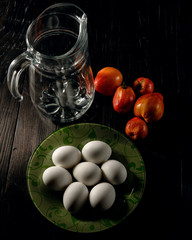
133;77;154;95
94;67;123;96
133;92;164;123
125;117;148;140
113;85;136;113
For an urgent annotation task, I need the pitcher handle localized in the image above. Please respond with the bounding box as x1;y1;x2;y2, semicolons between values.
7;52;31;102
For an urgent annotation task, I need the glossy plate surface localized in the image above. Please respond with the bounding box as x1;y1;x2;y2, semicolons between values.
27;123;146;233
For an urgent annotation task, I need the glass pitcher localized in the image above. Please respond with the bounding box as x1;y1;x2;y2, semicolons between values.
7;3;95;123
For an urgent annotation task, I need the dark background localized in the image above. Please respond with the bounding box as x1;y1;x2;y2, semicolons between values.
0;0;191;239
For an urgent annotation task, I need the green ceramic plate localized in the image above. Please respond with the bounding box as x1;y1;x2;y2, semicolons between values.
27;123;146;233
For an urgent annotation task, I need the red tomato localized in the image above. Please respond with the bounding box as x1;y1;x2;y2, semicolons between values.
125;117;148;140
133;77;154;95
133;92;164;123
94;67;123;96
113;85;136;114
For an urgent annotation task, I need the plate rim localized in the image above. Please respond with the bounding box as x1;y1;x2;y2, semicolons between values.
26;122;146;233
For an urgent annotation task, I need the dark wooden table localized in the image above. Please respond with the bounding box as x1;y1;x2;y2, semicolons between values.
0;0;191;239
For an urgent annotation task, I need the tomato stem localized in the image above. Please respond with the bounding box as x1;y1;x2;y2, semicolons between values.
122;81;127;89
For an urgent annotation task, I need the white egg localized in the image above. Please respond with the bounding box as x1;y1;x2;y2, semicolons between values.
42;166;72;191
89;182;116;211
82;140;112;164
101;160;127;185
52;146;81;169
63;182;89;213
73;162;102;186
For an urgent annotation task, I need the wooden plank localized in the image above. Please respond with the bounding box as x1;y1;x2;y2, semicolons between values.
0;81;20;196
4;78;56;193
0;0;191;238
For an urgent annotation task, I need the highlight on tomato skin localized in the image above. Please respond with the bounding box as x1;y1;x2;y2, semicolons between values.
94;67;123;96
133;92;164;123
112;85;136;114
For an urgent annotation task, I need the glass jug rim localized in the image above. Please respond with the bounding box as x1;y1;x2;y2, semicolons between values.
25;3;87;60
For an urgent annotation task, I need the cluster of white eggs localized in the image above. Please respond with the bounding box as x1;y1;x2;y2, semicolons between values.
42;140;127;214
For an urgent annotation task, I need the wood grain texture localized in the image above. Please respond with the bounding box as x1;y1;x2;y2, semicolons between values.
4;79;56;193
0;0;191;239
0;81;20;195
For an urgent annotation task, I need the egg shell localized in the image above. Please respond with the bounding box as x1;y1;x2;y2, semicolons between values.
63;182;89;213
52;146;81;169
101;160;127;185
89;182;116;211
73;162;102;186
42;166;72;191
82;140;112;164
